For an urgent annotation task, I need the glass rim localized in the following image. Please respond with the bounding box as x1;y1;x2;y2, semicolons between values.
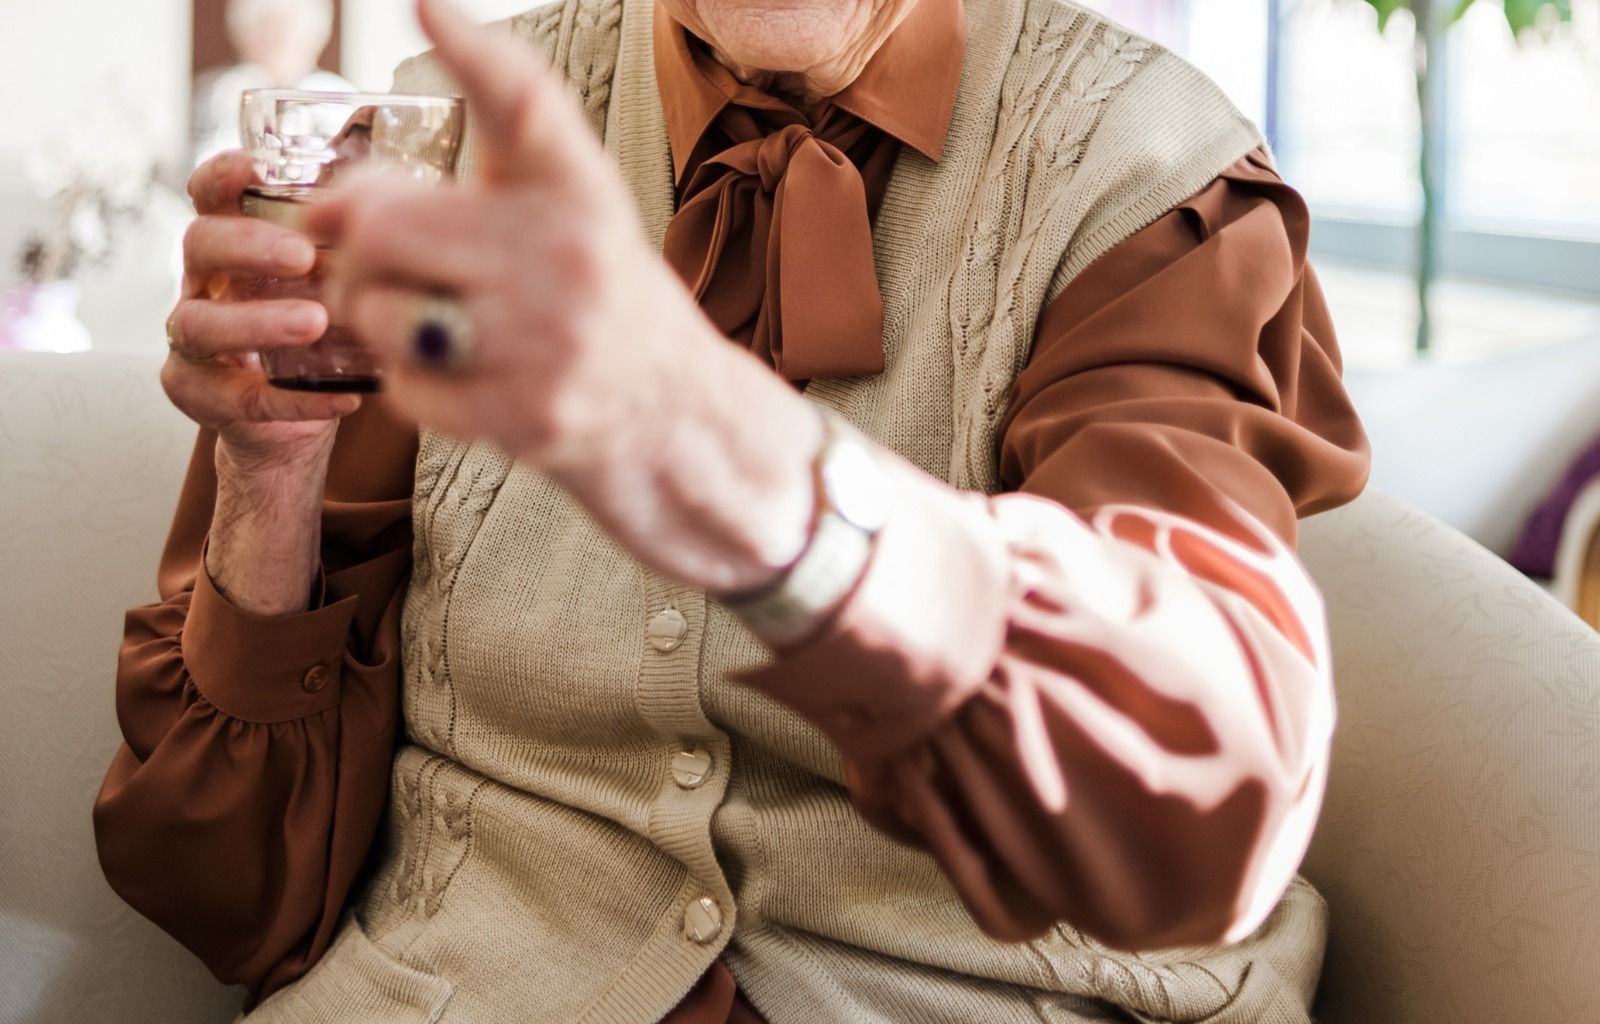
241;88;463;108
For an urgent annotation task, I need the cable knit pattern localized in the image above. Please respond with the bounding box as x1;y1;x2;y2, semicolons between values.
402;442;512;759
945;9;1262;494
948;12;1152;489
240;3;1307;1023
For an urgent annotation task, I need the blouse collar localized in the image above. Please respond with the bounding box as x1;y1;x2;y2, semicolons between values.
653;0;967;183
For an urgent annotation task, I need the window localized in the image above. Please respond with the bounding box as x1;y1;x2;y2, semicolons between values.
1450;2;1600;240
1096;0;1600;297
1276;0;1421;218
341;0;1600;296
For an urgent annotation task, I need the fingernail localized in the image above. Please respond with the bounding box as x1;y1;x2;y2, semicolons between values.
272;236;315;269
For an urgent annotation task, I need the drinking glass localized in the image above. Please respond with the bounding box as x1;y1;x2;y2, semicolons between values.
237;89;465;392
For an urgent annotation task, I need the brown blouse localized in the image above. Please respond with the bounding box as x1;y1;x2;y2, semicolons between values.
92;2;1369;1019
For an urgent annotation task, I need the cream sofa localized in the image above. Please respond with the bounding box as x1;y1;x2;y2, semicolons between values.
2;349;1597;1023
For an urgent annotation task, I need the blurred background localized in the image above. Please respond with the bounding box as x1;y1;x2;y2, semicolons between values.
1;0;1598;577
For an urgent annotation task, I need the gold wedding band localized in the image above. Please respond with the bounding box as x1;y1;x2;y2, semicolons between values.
166;318;219;363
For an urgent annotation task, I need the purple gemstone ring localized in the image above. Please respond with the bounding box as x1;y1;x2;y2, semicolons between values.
410;295;476;372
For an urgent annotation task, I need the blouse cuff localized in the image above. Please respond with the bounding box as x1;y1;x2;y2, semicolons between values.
740;466;1011;762
182;557;359;724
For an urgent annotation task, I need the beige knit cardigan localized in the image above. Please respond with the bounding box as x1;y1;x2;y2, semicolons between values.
242;1;1327;1021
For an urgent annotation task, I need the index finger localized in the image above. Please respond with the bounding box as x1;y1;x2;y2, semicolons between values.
189;151;257;215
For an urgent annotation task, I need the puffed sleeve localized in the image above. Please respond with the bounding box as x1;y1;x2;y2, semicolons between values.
743;149;1371;949
92;401;418;1007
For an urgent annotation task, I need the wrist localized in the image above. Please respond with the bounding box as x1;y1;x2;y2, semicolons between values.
719;409;894;648
551;314;820;595
677;371;818;594
209;435;333;616
660;341;819;593
215;429;337;485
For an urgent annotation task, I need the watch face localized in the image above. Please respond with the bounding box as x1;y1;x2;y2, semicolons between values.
824;436;893;533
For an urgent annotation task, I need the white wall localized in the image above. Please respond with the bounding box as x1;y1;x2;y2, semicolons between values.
0;0;193;349
0;0;192;172
342;0;537;90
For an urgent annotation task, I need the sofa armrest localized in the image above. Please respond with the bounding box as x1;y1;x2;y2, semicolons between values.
1297;489;1600;1024
0;351;241;1023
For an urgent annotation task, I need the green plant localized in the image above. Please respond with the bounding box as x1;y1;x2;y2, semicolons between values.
1357;0;1572;353
1363;0;1572;33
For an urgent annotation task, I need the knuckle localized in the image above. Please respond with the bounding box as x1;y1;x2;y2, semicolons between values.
188;171;217;211
545;229;603;295
192;152;244;211
158;356;183;400
237;385;270;423
188;156;222;204
184;216;241;267
182;217;209;256
158;355;205;417
172;299;205;340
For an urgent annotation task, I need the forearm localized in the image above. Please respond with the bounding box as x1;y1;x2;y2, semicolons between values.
553;311;821;597
206;435;335;616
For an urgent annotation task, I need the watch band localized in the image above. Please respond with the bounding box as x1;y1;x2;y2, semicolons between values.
722;409;891;647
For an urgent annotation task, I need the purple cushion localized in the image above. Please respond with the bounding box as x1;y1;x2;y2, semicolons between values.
1509;435;1600;578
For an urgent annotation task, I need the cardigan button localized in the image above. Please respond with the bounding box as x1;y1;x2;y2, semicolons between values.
671;747;713;790
683;897;723;944
646;608;689;653
300;664;331;694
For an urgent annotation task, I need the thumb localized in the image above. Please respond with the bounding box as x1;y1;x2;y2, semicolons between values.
415;0;603;186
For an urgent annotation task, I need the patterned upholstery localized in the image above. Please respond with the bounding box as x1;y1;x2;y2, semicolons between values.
0;352;238;1023
1;350;1596;1022
1300;489;1600;1024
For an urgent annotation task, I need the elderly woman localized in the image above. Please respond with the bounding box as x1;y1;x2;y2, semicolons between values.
95;0;1370;1020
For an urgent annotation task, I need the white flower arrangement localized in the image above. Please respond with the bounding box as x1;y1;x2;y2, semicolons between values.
14;95;165;285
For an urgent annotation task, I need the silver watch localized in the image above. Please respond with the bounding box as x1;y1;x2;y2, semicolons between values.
722;409;892;646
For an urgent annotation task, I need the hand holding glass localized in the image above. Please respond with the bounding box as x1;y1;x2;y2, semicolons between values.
237;89;464;392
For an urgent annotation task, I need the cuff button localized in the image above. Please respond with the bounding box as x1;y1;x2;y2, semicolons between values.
300;664;331;694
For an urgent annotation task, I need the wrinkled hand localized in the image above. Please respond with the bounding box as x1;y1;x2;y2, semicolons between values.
309;0;708;478
309;0;821;595
165;154;371;616
165;152;356;471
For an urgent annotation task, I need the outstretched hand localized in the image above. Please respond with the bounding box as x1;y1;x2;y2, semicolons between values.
308;0;701;475
310;0;819;595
